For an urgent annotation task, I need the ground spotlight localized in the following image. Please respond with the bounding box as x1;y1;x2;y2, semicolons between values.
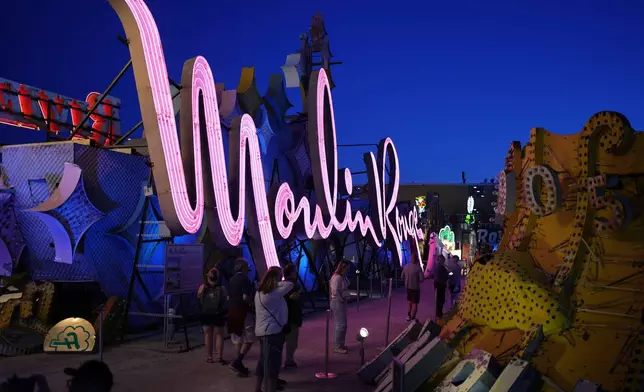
357;327;369;366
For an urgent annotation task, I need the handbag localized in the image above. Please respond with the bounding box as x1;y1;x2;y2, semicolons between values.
259;295;291;335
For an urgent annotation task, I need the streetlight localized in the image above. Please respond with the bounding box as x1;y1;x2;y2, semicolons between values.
357;328;369;366
356;269;361;311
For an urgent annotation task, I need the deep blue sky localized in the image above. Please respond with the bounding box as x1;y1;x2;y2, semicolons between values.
2;0;643;183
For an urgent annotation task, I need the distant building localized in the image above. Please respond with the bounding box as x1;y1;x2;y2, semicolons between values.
358;182;502;258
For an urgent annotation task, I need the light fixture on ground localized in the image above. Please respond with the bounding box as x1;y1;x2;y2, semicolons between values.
357;327;369;365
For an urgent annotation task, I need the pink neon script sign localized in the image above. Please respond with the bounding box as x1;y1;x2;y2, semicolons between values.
109;0;424;275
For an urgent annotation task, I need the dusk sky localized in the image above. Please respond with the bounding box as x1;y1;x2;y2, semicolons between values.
2;0;643;183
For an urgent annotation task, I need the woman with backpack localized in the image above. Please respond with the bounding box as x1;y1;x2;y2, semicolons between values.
198;267;228;365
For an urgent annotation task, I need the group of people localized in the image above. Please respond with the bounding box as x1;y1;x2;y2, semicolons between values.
197;257;353;392
197;258;298;392
401;252;463;321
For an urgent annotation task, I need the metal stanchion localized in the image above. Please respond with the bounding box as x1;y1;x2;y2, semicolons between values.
163;294;168;348
369;275;373;299
392;356;405;392
395;269;399;289
315;309;337;379
98;309;104;362
356;271;360;312
384;278;393;347
263;337;269;391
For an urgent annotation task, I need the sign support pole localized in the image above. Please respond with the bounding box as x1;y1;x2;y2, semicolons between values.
385;278;393;347
98;308;104;362
68;59;132;140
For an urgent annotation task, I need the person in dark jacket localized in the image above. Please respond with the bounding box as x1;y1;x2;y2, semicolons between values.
433;255;449;318
447;255;462;307
282;263;303;368
228;258;255;376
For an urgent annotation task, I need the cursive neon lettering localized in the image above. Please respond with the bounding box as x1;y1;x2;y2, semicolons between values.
109;0;423;275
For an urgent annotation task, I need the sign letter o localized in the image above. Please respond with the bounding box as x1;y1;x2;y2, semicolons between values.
496;171;516;215
524;165;561;217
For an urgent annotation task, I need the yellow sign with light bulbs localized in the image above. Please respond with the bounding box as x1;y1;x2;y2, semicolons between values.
439;112;644;392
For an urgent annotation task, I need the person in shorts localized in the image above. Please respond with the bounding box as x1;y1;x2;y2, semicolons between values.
227;258;255;376
402;252;424;322
198;267;228;364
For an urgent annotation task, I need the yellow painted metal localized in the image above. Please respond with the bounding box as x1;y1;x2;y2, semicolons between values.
236;67;256;93
0;281;54;334
443;112;644;391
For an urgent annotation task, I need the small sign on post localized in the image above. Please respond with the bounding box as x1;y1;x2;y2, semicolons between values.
164;244;204;295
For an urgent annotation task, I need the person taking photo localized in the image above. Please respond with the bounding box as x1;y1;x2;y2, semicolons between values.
254;267;293;392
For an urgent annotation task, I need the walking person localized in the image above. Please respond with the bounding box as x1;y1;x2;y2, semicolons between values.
198;267;228;364
402;252;424;322
329;259;351;354
255;267;293;392
433;255;449;319
447;255;462;307
227;258;255;376
283;263;303;368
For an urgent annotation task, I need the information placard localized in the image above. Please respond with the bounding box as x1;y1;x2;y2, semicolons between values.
164;244;204;295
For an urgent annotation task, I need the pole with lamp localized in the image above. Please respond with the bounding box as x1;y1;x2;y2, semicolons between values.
356;327;369;366
356;268;360;312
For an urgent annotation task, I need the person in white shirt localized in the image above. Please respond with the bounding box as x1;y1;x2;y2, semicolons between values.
254;267;293;392
402;252;424;322
329;259;351;354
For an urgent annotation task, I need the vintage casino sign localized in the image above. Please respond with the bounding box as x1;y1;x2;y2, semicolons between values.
0;79;121;145
109;0;424;276
477;226;503;245
44;317;96;353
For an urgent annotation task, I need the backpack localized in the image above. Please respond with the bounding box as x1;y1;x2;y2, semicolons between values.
201;285;224;315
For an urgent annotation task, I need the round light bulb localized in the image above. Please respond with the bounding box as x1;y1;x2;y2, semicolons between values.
467;196;474;214
359;327;369;338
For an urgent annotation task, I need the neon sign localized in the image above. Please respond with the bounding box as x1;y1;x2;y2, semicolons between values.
438;225;455;251
415;196;426;215
0;79;121;145
109;0;424;275
467;196;474;214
